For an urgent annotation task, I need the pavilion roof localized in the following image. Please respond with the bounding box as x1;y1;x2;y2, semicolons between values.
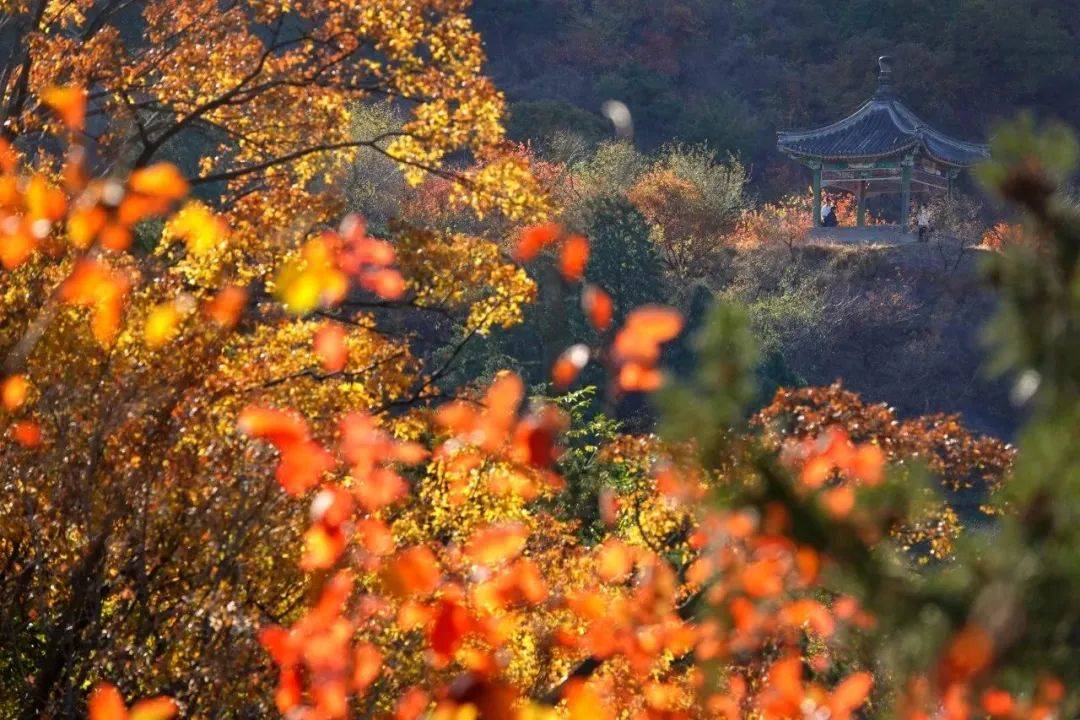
777;57;989;167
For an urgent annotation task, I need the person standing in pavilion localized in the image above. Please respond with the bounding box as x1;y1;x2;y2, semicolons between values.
821;198;837;227
917;204;932;241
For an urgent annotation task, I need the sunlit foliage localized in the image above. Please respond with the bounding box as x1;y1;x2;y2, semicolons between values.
0;5;1078;720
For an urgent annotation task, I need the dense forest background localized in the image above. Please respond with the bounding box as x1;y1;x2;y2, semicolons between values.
474;0;1080;195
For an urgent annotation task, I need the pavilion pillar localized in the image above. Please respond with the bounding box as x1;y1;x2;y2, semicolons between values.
811;164;822;227
899;162;912;229
856;181;867;227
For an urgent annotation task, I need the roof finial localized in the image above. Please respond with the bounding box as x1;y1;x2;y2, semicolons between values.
875;55;894;99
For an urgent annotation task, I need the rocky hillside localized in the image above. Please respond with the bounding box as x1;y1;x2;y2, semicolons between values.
755;240;1019;439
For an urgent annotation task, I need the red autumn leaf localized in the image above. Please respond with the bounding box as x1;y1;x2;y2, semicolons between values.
559;234;589;281
821;486;856;518
429;598;473;659
385;546;440;597
617;362;663;392
465;522;529;565
514;223;560;261
355;518;395;556
353;642;383;693
598;487;619;525
276;440;335;496
314;323;348;372
237;406;309;449
11;420;42;448
851;443;885;485
828;672;874;720
395;687;430;720
612;305;683;364
981;689;1015;717
511;408;564;468
363;267;406;300
740;558;784;598
273;667;302;714
768;655;804;706
800;455;834;489
581;284;613;331
943;625;993;680
0;228;35;270
311;485;354;528
780;599;835;637
205;285;247;328
552;343;589;388
353;467;408;512
259;626;299;667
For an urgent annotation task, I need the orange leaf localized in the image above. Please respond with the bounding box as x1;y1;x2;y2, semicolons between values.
353;642;383;692
564;679;612;720
259;626;299;667
353;467;408;512
385;546;440;597
2;374;30;411
88;683;128;720
740;558;784;598
559;234;589;281
465;522;529;565
596;539;634;583
486;372;524;427
237;406;309;449
276;440;334;495
981;689;1014;717
128;163;188;201
395;688;430;720
781;599;835;637
943;625;993;680
617;362;663;392
311;485;354;527
205;285;247;328
42;86;86;130
301;523;346;570
0;227;35;269
11;420;42;448
612;306;683;363
274;667;302;714
67;207;107;249
768;656;804;705
363;267;406;300
821;486;855;518
99;224;132;252
314;323;348;372
828;672;873;720
598;487;619;525
851;444;885;485
355;518;395;557
552;343;589;388
26;175;66;221
58;259;130;345
800;456;834;489
128;697;178;720
581;285;613;331
514;223;560;261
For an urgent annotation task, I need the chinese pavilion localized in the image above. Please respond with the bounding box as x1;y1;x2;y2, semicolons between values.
777;56;988;228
